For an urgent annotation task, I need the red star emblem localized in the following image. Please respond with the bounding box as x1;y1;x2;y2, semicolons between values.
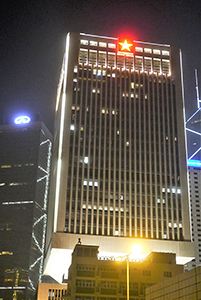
119;39;133;52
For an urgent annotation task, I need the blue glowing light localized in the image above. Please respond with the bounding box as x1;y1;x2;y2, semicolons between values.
14;116;31;125
187;159;201;168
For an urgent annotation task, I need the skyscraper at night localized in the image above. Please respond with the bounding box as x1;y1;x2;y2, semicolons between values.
45;32;194;281
0;120;52;300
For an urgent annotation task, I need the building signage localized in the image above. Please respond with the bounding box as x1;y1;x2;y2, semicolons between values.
14;116;31;124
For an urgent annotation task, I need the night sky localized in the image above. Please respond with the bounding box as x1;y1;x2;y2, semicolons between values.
0;0;201;134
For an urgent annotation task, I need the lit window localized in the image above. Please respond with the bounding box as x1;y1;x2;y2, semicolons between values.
0;251;13;256
135;47;143;52
126;141;129;146
131;82;134;89
162;50;169;56
0;183;5;186
84;157;89;164
9;182;28;186
90;41;97;46
81;39;88;45
102;109;105;114
92;89;96;93
117;130;120;135
144;48;152;53
93;69;96;75
108;43;116;49
97;70;102;76
70;125;75;131
1;165;11;168
80;126;84;131
112;73;115;77
74;66;78;73
153;49;161;55
121;195;123;200
99;42;106;47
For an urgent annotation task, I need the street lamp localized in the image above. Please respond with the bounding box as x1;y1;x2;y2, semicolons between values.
122;244;142;300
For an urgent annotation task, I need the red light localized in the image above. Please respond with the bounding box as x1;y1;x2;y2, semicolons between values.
118;38;134;54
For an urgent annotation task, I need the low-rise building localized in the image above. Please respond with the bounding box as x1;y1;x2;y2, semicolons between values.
63;242;184;300
146;265;201;299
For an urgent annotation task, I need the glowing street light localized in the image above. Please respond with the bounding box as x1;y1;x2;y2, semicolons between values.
118;244;142;300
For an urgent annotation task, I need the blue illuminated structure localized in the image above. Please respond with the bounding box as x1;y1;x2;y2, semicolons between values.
14;116;31;125
187;159;201;168
186;70;201;161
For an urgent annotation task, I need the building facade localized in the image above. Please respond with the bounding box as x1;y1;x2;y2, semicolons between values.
0;121;52;300
63;243;183;300
185;160;201;271
45;32;194;282
37;283;67;300
146;265;201;299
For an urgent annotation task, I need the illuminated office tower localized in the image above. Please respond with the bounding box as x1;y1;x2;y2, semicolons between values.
185;75;201;270
185;160;201;271
45;32;194;282
0;120;52;300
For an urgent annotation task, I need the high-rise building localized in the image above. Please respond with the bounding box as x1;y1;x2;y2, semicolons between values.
0;120;52;300
185;75;201;270
185;160;201;271
45;32;194;282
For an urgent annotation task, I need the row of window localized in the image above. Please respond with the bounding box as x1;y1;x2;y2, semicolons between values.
80;39;170;56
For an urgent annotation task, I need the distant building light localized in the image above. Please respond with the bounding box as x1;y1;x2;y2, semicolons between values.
84;157;89;164
14;116;31;124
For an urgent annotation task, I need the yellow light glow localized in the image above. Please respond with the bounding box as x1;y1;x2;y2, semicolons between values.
131;244;143;256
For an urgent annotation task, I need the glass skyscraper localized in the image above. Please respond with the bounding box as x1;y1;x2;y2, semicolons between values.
45;32;194;282
0;121;52;300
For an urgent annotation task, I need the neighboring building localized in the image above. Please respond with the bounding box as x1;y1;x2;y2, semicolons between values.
0;121;52;300
146;265;201;299
45;32;194;282
63;243;183;300
37;283;67;300
185;160;201;271
185;82;201;271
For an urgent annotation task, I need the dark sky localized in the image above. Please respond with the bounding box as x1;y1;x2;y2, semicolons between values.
0;0;201;134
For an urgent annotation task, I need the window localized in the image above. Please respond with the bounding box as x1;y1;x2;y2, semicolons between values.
143;270;151;276
153;49;161;54
80;39;88;45
162;50;169;56
90;41;97;46
99;42;106;47
108;43;116;49
164;271;172;277
135;47;143;52
144;48;152;53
